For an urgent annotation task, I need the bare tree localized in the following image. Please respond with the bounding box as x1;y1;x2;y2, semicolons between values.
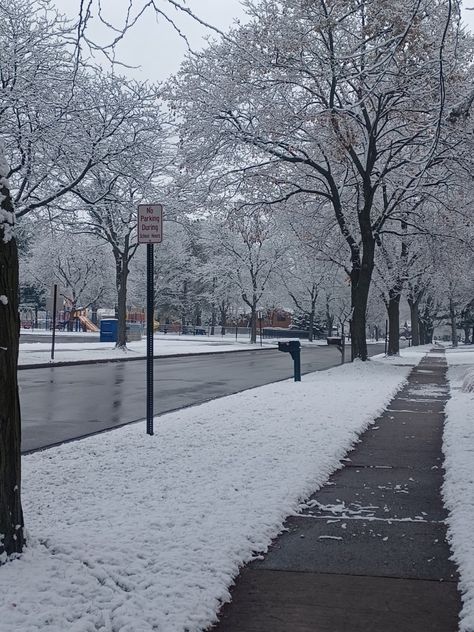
170;0;464;359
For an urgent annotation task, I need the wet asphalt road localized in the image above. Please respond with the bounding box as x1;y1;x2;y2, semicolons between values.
20;344;385;452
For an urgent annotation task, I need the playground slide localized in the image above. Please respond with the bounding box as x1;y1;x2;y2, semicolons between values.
77;314;99;332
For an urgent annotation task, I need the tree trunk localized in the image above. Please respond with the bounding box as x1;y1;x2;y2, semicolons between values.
210;277;217;335
181;280;188;332
308;309;314;343
210;306;216;335
463;326;470;344
349;234;374;361
449;298;458;348
408;298;420;346
193;303;202;326
325;302;334;339
115;251;128;349
386;293;400;356
250;305;257;343
0;183;25;561
420;299;434;344
307;292;317;343
350;265;372;361
220;302;227;336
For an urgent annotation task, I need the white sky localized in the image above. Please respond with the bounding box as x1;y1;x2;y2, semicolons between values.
54;1;474;83
55;0;248;81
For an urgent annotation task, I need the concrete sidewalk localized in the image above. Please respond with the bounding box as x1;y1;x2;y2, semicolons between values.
211;349;461;631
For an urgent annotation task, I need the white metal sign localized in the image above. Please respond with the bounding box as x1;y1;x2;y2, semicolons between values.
137;204;163;244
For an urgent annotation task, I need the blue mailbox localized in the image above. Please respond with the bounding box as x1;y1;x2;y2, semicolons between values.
100;318;118;343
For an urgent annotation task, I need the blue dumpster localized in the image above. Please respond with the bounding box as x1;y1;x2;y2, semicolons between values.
100;318;118;342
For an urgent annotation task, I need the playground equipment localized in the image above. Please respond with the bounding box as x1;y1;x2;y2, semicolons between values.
67;308;99;332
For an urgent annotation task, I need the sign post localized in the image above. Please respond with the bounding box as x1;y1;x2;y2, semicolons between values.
138;204;163;436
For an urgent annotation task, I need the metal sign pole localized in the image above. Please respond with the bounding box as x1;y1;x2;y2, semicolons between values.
138;203;162;436
146;243;154;436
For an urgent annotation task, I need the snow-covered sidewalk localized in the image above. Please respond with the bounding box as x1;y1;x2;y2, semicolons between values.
0;355;421;632
442;345;474;632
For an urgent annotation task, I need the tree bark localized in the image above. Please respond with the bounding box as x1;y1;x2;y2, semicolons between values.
210;306;216;335
307;291;317;343
193;303;202;326
408;297;420;346
350;254;373;362
463;326;470;344
210;277;217;335
326;316;334;338
181;280;188;332
308;309;315;343
219;302;227;336
449;298;458;348
420;299;434;344
250;304;257;343
115;251;128;349
0;184;25;561
386;292;400;356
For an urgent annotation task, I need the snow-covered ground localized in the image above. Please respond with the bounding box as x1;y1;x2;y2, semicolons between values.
0;356;418;632
371;343;435;365
442;345;474;632
17;331;392;367
18;333;273;366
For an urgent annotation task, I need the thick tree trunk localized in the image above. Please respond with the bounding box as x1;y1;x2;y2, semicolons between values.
349;230;374;361
350;264;372;361
250;305;257;343
115;252;128;349
408;298;420;346
449;298;458;348
386;293;400;356
0;186;25;560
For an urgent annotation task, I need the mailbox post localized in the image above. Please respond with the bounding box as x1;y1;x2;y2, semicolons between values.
277;340;301;382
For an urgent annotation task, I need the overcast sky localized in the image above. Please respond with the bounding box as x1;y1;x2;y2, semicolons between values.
55;0;247;81
55;0;474;83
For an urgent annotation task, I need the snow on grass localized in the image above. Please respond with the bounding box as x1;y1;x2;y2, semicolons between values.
18;333;342;366
443;346;474;632
0;360;411;632
18;335;264;366
370;343;434;365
